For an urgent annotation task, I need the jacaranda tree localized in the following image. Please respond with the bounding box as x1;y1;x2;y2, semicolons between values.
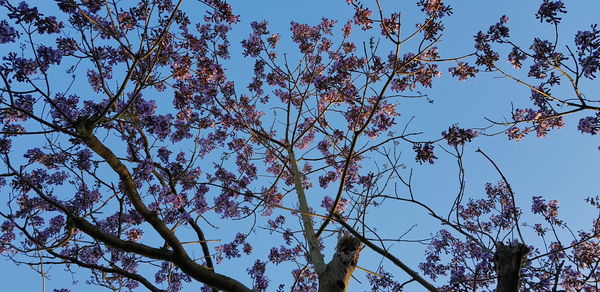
0;0;598;291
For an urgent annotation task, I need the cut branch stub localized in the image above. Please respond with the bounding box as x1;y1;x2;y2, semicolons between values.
494;241;530;292
319;232;363;292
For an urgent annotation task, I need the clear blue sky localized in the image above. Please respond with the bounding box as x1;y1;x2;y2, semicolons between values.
1;0;599;291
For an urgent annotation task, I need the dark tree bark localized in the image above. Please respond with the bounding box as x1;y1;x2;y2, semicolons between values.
494;242;529;292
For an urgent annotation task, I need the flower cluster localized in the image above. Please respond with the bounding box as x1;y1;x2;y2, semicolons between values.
247;260;269;292
535;0;566;24
442;126;478;146
125;228;143;242
487;15;510;42
448;62;478;81
532;196;561;224
416;0;452;39
413;143;437;164
366;267;404;291
507;108;564;140
214;233;252;264
574;25;600;78
507;47;527;68
0;20;17;43
353;6;372;30
578;114;600;135
6;2;63;34
474;31;499;70
320;195;349;213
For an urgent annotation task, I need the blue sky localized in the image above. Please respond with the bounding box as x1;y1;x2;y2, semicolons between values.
1;0;599;291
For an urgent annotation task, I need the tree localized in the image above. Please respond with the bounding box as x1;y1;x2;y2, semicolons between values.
0;0;598;291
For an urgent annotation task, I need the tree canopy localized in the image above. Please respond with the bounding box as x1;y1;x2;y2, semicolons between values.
0;0;598;291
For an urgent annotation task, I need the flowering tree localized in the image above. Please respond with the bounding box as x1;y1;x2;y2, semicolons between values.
0;0;598;291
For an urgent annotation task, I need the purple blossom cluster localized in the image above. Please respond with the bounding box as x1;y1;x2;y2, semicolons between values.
0;20;17;43
420;229;494;290
448;62;478;81
574;25;600;78
155;262;192;292
215;233;251;264
268;244;303;264
352;6;372;30
578;114;600;135
413;143;437;164
507;47;527;68
247;260;269;292
126;228;143;242
473;20;503;70
487;15;510;42
72;185;102;211
291;268;318;292
320;195;349;213
365;102;399;138
5;2;63;34
289;19;335;54
0;221;15;253
242;21;269;57
507;108;564;140
422;176;600;291
416;0;452;40
391;49;442;91
531;196;561;224
535;0;566;24
366;267;405;291
441;126;478;146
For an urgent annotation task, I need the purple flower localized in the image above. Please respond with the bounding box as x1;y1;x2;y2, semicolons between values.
6;54;38;81
0;20;18;43
55;0;77;13
35;45;63;72
578;115;600;135
126;228;143;242
82;0;103;13
367;266;404;291
442;126;478;146
247;260;269;292
508;108;564;139
532;196;561;224
72;186;101;210
290;21;322;53
241;32;263;58
318;171;338;188
417;0;453;18
507;47;527;68
215;233;247;263
448;62;478;81
157;147;172;163
320;195;349;213
36;16;63;34
414;143;437;164
353;7;372;30
574;25;600;78
8;2;39;24
487;17;510;42
342;20;352;38
536;0;566;24
74;149;93;171
575;26;599;53
530;38;554;59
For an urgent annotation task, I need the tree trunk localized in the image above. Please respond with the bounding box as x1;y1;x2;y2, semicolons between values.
318;233;363;292
494;242;529;292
